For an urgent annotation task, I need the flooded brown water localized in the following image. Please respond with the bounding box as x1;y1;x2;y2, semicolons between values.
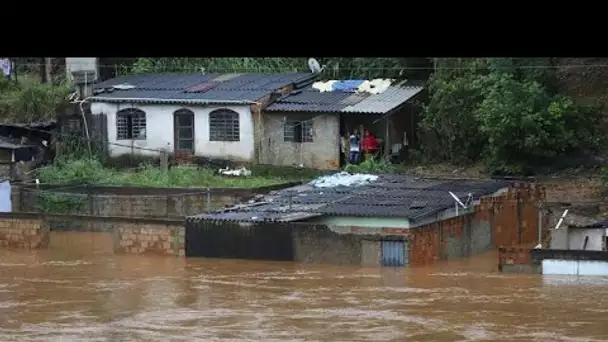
1;232;608;342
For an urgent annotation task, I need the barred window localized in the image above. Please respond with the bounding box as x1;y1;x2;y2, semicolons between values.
209;109;239;141
116;108;146;140
284;119;313;143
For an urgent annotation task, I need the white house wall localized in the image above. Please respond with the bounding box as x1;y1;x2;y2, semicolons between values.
90;102;255;162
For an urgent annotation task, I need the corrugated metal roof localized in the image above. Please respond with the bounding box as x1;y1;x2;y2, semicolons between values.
0;137;35;150
341;85;423;114
192;175;511;222
90;72;317;105
265;81;424;115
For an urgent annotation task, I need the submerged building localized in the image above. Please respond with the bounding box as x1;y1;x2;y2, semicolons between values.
187;173;545;267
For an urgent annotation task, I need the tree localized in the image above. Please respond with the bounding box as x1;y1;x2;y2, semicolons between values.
420;58;603;174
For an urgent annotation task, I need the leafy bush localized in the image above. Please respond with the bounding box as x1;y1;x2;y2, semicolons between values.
419;58;603;175
0;76;70;122
344;158;396;173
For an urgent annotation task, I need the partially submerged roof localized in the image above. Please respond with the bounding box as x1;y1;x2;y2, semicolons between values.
190;174;511;223
265;81;424;115
89;72;316;105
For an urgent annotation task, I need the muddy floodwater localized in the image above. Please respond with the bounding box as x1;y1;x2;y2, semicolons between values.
1;232;608;342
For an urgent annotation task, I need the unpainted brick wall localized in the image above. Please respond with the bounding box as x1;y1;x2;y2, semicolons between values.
0;217;49;249
407;184;547;266
542;178;603;203
0;213;185;256
115;223;185;256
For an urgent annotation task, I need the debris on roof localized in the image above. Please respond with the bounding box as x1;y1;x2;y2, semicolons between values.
112;84;135;90
312;79;393;94
191;174;512;222
266;81;424;115
309;172;378;188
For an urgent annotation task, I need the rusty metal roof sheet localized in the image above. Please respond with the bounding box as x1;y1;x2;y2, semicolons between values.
90;72;317;105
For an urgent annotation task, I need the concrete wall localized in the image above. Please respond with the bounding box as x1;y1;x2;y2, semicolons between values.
292;225;363;265
0;212;184;256
291;225;409;267
259;112;340;170
568;228;605;251
499;247;608;275
13;183;294;218
90;102;255;162
550;227;606;251
542;259;608;276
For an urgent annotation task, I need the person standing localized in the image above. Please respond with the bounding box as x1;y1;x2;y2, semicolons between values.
361;130;378;160
348;130;361;164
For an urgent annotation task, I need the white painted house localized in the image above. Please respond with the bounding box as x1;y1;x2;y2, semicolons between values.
88;72;316;162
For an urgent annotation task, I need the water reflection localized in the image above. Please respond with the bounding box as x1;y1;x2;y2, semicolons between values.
0;232;606;341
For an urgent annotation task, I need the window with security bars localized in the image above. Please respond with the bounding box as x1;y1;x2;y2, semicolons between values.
116;108;146;140
284;119;313;143
209;109;240;141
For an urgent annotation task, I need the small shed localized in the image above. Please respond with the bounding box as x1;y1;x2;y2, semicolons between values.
0;137;37;180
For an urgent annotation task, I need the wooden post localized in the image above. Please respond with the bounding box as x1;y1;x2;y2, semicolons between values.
384;116;390;158
45;58;52;84
160;148;168;173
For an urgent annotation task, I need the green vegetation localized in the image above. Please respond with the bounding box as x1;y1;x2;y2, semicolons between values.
125;57;431;80
417;58;604;175
37;158;315;188
344;158;396;174
0;75;70;122
7;57;606;180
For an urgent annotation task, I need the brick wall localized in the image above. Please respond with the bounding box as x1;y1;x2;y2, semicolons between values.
406;184;547;266
115;222;185;256
497;246;539;273
0;216;49;249
13;183;296;218
542;178;603;203
0;212;185;256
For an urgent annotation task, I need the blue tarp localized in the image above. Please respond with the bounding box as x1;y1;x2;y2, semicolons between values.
331;80;365;93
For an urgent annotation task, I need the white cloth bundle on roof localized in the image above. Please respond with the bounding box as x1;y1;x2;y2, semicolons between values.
356;79;393;95
312;80;337;92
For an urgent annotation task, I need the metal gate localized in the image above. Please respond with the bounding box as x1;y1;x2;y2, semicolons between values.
185;219;294;261
381;240;405;267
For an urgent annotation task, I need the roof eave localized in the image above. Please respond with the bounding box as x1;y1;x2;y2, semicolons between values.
88;97;255;105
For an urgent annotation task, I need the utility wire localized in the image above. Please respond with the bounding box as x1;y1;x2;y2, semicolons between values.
13;62;608;72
